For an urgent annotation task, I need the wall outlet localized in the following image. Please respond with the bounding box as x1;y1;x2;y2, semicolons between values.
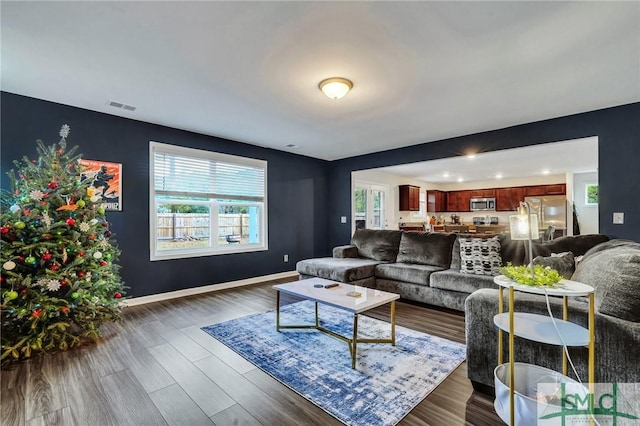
341;216;347;223
613;212;624;224
283;254;289;262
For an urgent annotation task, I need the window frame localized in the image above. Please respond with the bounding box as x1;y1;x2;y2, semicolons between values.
149;141;268;261
585;183;598;206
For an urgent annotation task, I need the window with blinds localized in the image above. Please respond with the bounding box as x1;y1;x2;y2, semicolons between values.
149;142;268;260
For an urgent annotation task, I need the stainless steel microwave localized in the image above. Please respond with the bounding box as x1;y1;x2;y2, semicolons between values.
470;197;496;211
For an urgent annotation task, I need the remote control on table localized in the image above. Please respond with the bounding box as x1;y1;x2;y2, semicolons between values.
324;283;340;289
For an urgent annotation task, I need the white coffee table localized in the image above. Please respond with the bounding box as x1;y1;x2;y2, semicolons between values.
273;277;400;369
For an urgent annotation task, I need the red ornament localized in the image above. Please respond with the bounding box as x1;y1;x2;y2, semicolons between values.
60;279;68;286
88;233;96;240
60;306;70;314
23;209;31;216
100;260;108;267
102;221;109;227
48;181;58;189
104;231;112;237
21;288;27;295
42;253;53;261
32;308;42;318
14;189;20;195
78;251;85;257
66;218;76;226
18;256;25;262
58;149;65;154
51;264;60;271
0;227;9;234
77;271;85;278
114;292;122;299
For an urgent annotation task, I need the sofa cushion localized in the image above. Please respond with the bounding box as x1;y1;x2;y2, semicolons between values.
532;252;575;279
296;257;381;283
375;263;445;286
497;233;610;266
430;269;497;294
351;229;403;261
459;236;502;275
396;232;457;268
571;240;640;322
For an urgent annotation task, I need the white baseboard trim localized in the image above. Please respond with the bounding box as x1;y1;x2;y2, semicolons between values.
123;270;298;307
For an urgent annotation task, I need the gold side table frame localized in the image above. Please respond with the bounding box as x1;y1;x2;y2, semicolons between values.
496;278;595;426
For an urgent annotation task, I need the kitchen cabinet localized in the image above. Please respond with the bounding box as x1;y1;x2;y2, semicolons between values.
469;188;496;198
496;187;526;211
524;185;547;196
427;190;446;213
446;190;471;212
545;184;566;195
458;190;471;212
399;185;420;211
525;184;566;196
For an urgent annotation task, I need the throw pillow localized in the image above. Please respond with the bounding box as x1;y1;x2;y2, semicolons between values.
459;236;502;276
571;242;640;322
396;232;457;268
532;252;575;279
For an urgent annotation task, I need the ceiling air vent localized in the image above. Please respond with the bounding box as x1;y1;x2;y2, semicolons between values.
107;100;136;112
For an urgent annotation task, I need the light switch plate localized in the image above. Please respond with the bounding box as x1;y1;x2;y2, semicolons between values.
613;212;624;224
341;216;347;223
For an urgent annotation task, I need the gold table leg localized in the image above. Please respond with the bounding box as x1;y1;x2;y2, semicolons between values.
352;314;358;369
509;285;515;426
498;288;504;365
276;290;280;331
391;300;396;346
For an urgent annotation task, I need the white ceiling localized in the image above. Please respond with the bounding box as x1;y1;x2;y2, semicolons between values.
377;137;598;184
1;2;638;161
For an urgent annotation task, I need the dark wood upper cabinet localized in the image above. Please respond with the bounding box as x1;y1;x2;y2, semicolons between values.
496;187;526;211
423;184;564;213
458;190;472;212
445;190;472;212
427;190;446;213
525;185;547;196
545;184;566;195
525;184;566;196
469;188;496;198
399;185;420;211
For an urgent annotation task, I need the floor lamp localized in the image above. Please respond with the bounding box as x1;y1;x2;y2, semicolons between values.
508;201;539;279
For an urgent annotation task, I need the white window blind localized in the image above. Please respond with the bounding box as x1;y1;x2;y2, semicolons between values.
153;148;266;202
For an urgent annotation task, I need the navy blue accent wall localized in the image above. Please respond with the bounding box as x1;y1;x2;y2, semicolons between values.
3;92;638;298
1;92;329;297
328;102;640;248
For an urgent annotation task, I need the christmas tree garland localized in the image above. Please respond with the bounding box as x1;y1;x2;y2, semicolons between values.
1;125;127;365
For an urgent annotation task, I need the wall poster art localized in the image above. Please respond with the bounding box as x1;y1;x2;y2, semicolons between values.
78;159;123;211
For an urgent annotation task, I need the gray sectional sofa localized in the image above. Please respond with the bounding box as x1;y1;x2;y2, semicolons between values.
297;229;640;396
296;229;609;311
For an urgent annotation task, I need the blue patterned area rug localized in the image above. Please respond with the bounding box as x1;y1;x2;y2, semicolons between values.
201;300;466;426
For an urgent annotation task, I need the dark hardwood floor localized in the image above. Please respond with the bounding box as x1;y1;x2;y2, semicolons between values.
1;278;502;426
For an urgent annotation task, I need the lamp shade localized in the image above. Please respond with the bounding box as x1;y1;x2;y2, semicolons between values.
509;213;539;240
318;77;353;100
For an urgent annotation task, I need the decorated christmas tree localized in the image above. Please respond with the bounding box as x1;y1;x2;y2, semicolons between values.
1;125;126;365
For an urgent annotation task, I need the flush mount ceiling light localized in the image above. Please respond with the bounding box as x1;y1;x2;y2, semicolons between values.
318;77;353;100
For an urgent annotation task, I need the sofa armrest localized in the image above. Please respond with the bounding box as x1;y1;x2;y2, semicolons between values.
465;288;640;390
333;245;360;258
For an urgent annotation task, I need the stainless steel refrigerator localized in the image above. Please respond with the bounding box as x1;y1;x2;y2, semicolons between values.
524;195;567;233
